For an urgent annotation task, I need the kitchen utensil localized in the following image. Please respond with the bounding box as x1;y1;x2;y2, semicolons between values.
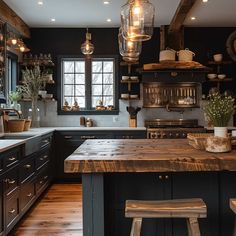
213;54;223;62
177;48;195;62
159;48;176;62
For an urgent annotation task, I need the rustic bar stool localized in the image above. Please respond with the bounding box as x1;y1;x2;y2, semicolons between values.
230;199;236;236
125;198;207;236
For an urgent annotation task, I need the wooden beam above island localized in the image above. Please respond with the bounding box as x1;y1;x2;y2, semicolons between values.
64;139;236;173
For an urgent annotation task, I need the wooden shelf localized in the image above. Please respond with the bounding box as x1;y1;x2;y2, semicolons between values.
120;80;139;84
120;97;139;101
208;61;232;65
120;61;139;66
205;78;233;82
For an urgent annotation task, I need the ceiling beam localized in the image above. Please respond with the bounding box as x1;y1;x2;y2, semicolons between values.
0;0;30;38
168;0;197;33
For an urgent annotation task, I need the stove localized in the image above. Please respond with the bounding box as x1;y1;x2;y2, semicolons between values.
145;119;206;139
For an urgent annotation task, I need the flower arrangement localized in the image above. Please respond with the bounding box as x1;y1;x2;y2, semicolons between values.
203;92;235;127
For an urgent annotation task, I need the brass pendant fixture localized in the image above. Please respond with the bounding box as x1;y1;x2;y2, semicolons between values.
81;28;94;55
121;0;155;42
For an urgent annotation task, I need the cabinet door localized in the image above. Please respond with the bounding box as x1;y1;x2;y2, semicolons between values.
172;172;219;236
104;173;172;236
219;172;236;236
0;178;3;236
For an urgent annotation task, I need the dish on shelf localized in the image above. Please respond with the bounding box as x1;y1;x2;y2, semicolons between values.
130;76;138;81
121;93;129;99
207;73;217;79
213;54;223;62
218;74;226;80
45;94;53;99
122;76;129;81
130;94;138;99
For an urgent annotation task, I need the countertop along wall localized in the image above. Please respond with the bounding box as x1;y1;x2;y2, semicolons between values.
22;27;236;127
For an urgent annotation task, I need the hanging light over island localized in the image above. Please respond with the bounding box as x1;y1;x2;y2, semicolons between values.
81;28;94;55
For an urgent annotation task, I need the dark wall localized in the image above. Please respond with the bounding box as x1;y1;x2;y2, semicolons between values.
26;27;236;104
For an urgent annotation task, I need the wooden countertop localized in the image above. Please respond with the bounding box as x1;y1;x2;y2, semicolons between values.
64;139;236;173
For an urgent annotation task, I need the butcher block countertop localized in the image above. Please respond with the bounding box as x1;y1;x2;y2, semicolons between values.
64;139;236;173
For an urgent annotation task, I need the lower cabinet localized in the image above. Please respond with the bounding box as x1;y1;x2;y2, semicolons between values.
104;172;220;236
0;132;53;236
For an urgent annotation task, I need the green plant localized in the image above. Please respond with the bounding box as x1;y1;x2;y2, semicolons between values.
203;92;235;127
20;66;48;99
9;86;22;102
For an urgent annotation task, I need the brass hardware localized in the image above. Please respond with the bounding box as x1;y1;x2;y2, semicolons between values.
165;175;169;179
40;157;44;161
43;155;48;159
81;135;96;139
171;72;178;77
39;181;43;184
9;209;16;214
158;175;163;180
5;179;16;184
64;136;72;139
44;175;48;180
24;164;31;169
8;157;16;161
27;193;32;197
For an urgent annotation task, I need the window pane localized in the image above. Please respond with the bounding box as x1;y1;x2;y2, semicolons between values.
64;74;74;84
75;74;85;84
103;61;113;72
92;85;103;96
64;85;74;96
75;85;85;96
92;96;103;108
103;85;113;95
92;61;102;73
92;74;103;84
103;96;114;106
75;61;85;73
103;74;113;84
75;97;85;108
64;61;74;73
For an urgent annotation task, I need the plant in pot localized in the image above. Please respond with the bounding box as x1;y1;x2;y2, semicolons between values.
20;66;48;127
203;92;235;137
9;86;22;112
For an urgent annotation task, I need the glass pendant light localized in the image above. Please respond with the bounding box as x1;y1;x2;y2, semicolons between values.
121;0;155;42
118;28;141;62
81;28;94;55
15;39;30;53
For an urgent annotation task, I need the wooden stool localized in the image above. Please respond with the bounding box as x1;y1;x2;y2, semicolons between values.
230;198;236;236
125;198;207;236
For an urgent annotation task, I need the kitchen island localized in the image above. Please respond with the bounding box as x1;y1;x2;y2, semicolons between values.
64;139;236;236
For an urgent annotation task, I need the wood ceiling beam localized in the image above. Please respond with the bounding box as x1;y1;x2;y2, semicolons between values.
168;0;197;33
0;0;30;38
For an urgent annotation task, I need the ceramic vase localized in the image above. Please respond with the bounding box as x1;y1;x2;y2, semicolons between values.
214;127;228;138
29;97;40;128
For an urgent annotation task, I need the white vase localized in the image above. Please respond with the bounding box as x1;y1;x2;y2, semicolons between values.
214;127;228;138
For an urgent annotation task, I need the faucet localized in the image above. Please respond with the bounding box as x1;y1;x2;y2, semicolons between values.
0;108;22;119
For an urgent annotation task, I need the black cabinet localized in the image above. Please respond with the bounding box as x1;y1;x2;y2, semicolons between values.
0;177;3;236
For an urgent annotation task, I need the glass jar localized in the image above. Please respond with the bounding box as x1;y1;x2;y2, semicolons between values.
28;98;40;128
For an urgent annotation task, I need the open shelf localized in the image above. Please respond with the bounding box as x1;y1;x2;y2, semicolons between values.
208;61;232;65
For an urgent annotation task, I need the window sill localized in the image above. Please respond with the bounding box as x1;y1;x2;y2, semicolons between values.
57;110;119;115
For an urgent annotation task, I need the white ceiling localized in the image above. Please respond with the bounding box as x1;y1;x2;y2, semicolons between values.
3;0;236;28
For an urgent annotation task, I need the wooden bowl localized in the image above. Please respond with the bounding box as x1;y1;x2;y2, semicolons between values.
187;133;213;150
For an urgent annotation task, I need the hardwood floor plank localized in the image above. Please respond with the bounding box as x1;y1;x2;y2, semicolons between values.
13;184;82;236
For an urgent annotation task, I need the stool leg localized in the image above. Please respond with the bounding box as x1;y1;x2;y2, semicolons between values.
186;218;201;236
130;218;142;236
233;217;236;236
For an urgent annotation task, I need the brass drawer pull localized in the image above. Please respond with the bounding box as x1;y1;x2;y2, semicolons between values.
40;157;44;161
64;136;72;139
8;157;16;161
9;209;16;214
42;139;49;143
24;164;31;169
44;175;48;180
43;155;48;159
27;193;32;197
81;135;96;139
5;179;16;184
39;180;43;184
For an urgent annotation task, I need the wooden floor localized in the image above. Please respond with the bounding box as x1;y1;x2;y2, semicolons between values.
13;184;83;236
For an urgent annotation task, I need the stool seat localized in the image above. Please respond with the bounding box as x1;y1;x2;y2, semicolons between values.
126;198;207;218
230;198;236;213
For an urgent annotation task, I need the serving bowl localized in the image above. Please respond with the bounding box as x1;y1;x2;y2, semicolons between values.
218;74;226;80
207;73;217;79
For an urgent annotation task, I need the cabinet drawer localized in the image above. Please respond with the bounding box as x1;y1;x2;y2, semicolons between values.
20;158;35;183
3;148;21;169
20;180;35;211
4;168;19;196
5;191;20;228
40;135;52;149
36;166;50;193
36;149;50;170
0;159;3;174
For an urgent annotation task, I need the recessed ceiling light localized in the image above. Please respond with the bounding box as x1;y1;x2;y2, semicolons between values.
103;1;110;4
51;18;56;22
38;1;43;5
191;16;196;21
106;18;111;22
202;0;208;2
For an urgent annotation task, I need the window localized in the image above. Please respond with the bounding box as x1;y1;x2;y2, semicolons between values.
58;56;118;114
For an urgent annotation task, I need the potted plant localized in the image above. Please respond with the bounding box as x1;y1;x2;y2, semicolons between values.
20;66;48;127
203;92;235;137
9;86;22;111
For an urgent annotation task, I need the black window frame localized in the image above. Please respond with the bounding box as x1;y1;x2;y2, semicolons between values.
57;55;119;115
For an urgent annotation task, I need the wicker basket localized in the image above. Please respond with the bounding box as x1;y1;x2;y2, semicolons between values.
24;119;31;131
7;119;25;132
187;133;213;150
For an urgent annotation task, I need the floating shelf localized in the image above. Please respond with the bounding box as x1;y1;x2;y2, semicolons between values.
208;61;232;65
206;78;233;82
120;80;139;84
